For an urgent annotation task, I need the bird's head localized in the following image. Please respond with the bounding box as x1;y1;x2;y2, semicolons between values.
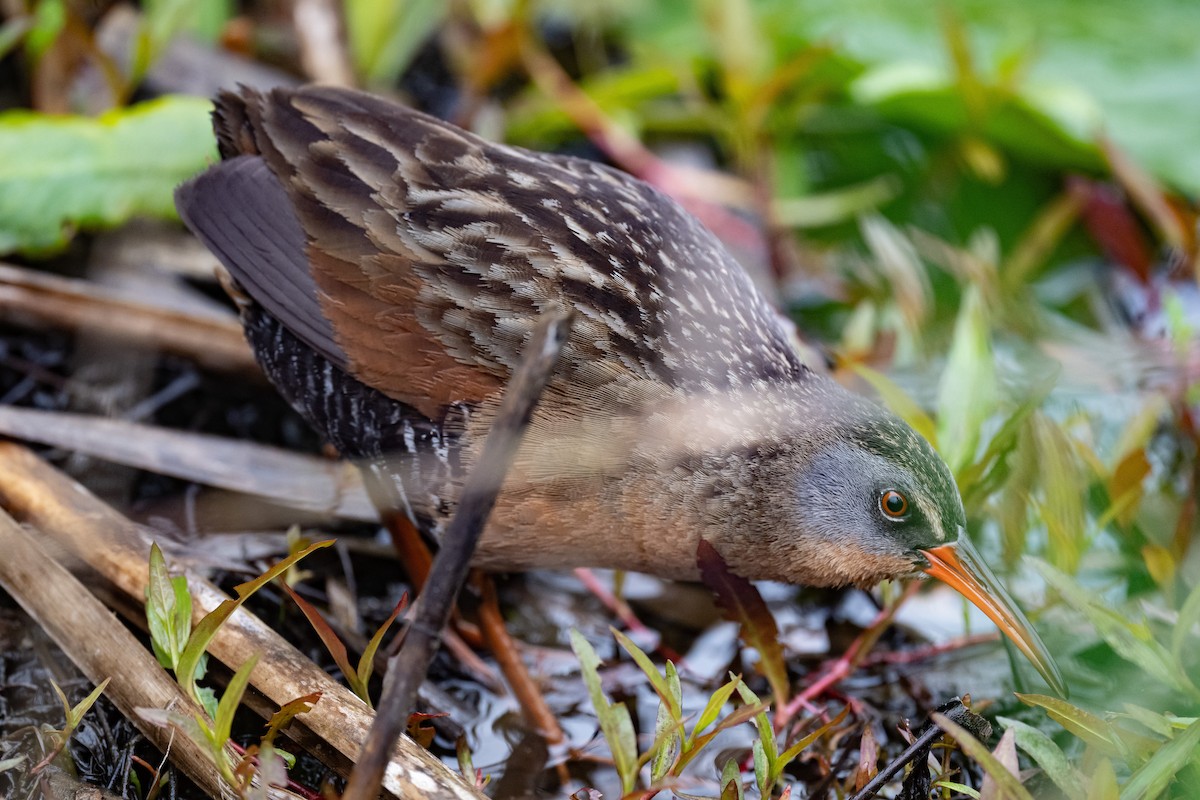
773;389;1067;695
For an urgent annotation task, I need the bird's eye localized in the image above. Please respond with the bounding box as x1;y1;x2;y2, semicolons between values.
879;489;909;519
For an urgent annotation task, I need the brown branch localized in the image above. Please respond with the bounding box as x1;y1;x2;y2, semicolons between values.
342;310;573;800
0;509;230;799
0;261;258;375
0;442;482;800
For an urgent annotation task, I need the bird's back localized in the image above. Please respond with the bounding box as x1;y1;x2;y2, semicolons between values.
176;85;822;568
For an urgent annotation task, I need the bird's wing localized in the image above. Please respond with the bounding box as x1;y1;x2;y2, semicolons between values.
177;85;809;419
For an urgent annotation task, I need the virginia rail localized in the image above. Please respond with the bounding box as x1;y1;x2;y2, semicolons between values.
176;85;1065;695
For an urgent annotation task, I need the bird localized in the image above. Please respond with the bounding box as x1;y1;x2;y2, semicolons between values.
175;84;1064;696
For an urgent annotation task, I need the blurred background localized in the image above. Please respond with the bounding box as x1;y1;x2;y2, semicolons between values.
0;1;1197;798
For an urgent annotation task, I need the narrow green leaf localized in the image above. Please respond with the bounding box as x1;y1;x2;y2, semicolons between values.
999;716;1084;800
752;738;770;797
1120;719;1200;800
932;712;1034;800
1089;758;1119;800
569;629;639;794
1171;579;1200;685
777;706;849;769
935;781;982;799
0;96;217;255
688;674;742;748
1016;693;1117;754
1035;562;1195;697
212;654;259;751
357;594;408;692
936;284;996;474
613;627;680;720
176;540;333;708
66;677;110;731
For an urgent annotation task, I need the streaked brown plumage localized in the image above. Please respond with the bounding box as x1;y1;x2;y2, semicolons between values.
177;85;1064;694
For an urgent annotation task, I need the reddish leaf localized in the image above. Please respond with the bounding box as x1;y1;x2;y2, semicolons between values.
697;540;789;705
264;692;321;746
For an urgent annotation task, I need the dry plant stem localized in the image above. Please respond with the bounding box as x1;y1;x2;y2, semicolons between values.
0;261;259;374
0;443;482;800
476;573;564;743
0;509;227;800
778;581;919;728
289;0;356;86
342;310;573;800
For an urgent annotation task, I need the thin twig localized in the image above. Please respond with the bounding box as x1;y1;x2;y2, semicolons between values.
847;698;991;800
342;310;573;800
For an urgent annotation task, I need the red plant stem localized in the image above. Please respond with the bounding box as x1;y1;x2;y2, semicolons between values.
777;582;919;728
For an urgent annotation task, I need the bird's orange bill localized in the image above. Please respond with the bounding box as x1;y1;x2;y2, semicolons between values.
922;536;1067;697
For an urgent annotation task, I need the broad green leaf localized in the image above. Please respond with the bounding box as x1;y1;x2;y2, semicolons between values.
998;716;1085;800
932;712;1034;800
936;284;996;474
0;96;216;255
1017;693;1117;755
719;756;744;800
650;678;681;782
146;543;191;671
1120;719;1200;800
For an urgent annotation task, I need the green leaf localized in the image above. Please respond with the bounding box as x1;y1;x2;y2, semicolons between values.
776;706;849;772
345;0;446;89
612;627;681;721
719;756;744;800
936;284;996;474
569;629;639;795
998;716;1085;800
932;712;1034;800
650;680;682;782
0;96;216;255
851;363;938;445
1016;693;1118;755
357;594;408;695
1089;758;1119;800
1034;562;1198;699
176;540;333;709
1171;579;1200;687
212;654;258;752
688;674;742;749
146;543;191;671
1119;719;1200;800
